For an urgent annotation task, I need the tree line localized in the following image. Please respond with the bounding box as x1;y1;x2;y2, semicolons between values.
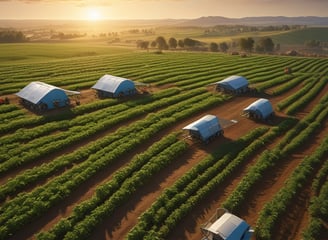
204;24;306;35
137;36;277;53
137;36;206;51
0;30;28;43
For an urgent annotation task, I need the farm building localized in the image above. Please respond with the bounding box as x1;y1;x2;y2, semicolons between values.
16;81;80;111
92;74;137;98
201;208;253;240
243;98;274;120
215;75;249;94
183;114;223;143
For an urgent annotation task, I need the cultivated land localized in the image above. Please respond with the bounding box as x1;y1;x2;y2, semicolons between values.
0;43;328;240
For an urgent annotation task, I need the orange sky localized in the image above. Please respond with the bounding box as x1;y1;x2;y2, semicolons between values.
0;0;327;20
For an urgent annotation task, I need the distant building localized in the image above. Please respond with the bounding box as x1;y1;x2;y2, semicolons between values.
243;98;274;120
215;75;249;94
16;81;79;111
92;74;136;98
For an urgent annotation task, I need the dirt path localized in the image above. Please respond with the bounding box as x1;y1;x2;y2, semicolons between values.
166;86;328;240
7;92;260;240
89;95;268;240
7;82;327;240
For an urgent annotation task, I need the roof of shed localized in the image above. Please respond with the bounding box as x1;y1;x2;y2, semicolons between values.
183;115;218;132
16;81;79;104
208;213;250;239
92;74;134;92
217;75;248;90
243;98;273;118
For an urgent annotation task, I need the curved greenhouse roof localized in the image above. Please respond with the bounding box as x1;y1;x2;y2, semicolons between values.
183;114;222;142
92;74;135;94
243;98;273;119
216;75;248;91
208;212;251;240
16;81;79;105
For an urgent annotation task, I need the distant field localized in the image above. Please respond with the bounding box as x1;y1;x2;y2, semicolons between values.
0;43;328;240
271;27;328;45
0;42;132;63
117;26;328;53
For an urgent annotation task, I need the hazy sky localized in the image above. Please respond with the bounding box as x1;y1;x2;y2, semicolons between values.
0;0;327;20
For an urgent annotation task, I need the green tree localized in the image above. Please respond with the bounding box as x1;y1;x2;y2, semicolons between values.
219;42;229;52
257;37;275;52
137;41;149;50
150;41;157;48
184;38;198;48
155;36;168;50
168;37;178;49
305;40;321;48
209;42;219;52
178;39;184;48
0;30;28;43
239;37;254;52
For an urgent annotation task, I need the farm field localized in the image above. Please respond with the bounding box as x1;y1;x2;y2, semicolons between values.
0;43;328;240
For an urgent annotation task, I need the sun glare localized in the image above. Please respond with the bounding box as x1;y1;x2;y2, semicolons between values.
86;8;102;21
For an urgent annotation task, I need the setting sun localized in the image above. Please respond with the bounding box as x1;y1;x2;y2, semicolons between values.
86;8;102;21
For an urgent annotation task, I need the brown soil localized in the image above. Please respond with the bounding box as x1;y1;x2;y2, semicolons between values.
4;83;327;240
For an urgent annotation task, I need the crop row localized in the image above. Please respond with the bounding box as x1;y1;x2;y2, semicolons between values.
302;162;328;240
254;74;294;92
36;132;181;239
271;73;311;95
149;56;288;87
284;76;328;115
0;104;21;114
311;158;328;196
0;90;226;239
127;119;295;239
276;75;324;112
1;52;321;96
300;57;328;74
38;133;188;240
255;134;328;240
248;57;312;84
222;93;328;213
0;109;26;122
0;87;178;140
0;88;192;164
0;89;220;200
0;53;229;93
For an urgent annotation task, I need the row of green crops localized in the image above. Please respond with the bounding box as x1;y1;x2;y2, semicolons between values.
276;75;327;112
36;132;182;239
127;119;296;240
302;160;328;240
1;45;328;240
0;87;227;239
1;50;323;95
284;76;328;115
0;90;226;201
255;134;328;240
222;93;328;213
37;133;188;240
0;88;201;172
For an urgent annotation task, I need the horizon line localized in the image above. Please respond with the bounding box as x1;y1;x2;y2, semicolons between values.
1;15;328;22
